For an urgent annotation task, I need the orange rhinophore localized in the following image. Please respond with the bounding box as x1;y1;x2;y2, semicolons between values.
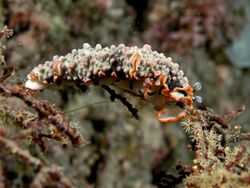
129;52;141;79
25;43;200;123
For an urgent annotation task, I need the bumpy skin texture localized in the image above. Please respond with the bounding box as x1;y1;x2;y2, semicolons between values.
25;43;194;123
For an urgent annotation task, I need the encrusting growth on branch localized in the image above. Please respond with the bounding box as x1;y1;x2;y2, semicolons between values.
181;107;250;187
101;84;139;119
25;43;201;123
0;83;82;148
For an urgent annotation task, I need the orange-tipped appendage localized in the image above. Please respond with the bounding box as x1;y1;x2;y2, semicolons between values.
52;60;62;78
158;74;168;88
157;107;187;123
171;86;193;98
129;52;141;79
157;85;194;123
169;86;193;107
179;97;193;107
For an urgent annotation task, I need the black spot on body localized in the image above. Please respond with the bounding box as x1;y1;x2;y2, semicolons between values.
177;90;187;96
92;76;100;85
158;86;164;95
55;79;62;85
104;68;113;77
147;91;156;96
116;70;127;79
176;101;185;109
110;59;127;80
166;72;181;90
46;76;54;83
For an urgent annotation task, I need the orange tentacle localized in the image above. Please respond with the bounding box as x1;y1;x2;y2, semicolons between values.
157;109;187;123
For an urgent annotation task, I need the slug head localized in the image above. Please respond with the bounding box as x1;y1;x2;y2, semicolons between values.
157;86;194;122
143;74;194;123
25;71;47;90
25;60;64;90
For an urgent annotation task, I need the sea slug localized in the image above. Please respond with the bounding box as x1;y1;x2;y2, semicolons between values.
25;43;197;123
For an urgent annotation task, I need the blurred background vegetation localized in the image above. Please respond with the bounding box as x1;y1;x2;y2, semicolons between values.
0;0;250;187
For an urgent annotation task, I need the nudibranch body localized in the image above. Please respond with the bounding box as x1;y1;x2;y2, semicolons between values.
25;43;194;123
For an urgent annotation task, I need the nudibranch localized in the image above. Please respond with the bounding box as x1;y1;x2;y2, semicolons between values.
25;43;197;123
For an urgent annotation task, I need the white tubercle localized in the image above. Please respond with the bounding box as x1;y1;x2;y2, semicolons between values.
25;80;45;90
